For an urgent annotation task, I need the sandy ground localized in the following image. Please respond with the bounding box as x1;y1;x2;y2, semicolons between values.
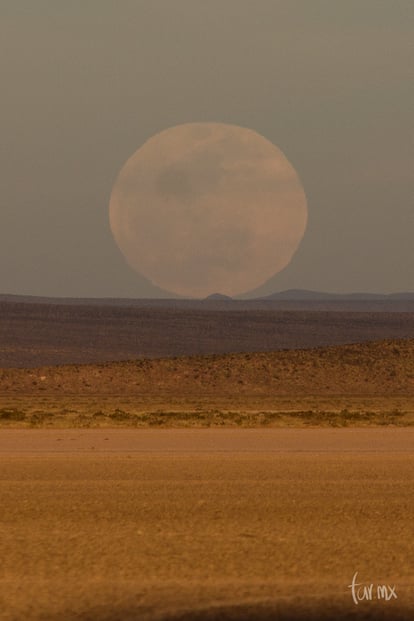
1;428;414;452
1;430;413;620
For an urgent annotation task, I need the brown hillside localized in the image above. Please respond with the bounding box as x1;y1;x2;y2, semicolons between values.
1;338;414;398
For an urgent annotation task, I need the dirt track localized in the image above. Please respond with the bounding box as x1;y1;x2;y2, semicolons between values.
1;428;414;453
1;430;413;620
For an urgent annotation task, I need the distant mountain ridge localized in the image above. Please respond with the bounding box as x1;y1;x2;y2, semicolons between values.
1;289;414;305
262;289;414;301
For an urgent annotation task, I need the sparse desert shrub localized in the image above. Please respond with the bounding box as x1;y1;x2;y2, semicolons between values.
108;409;135;421
33;409;54;416
0;408;25;421
29;411;54;426
73;414;92;427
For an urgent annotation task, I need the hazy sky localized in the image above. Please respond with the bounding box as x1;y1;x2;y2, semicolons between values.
1;1;413;297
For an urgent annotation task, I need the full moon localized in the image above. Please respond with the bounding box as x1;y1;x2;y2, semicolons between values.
109;122;307;298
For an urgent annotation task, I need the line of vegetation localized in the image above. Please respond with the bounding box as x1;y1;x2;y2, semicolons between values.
0;407;412;428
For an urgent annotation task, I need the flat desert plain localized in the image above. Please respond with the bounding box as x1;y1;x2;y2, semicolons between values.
1;302;414;619
1;429;414;621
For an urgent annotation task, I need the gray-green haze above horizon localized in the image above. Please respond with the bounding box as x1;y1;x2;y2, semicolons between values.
1;1;412;297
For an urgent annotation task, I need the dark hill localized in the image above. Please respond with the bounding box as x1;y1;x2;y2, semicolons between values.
1;299;414;367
